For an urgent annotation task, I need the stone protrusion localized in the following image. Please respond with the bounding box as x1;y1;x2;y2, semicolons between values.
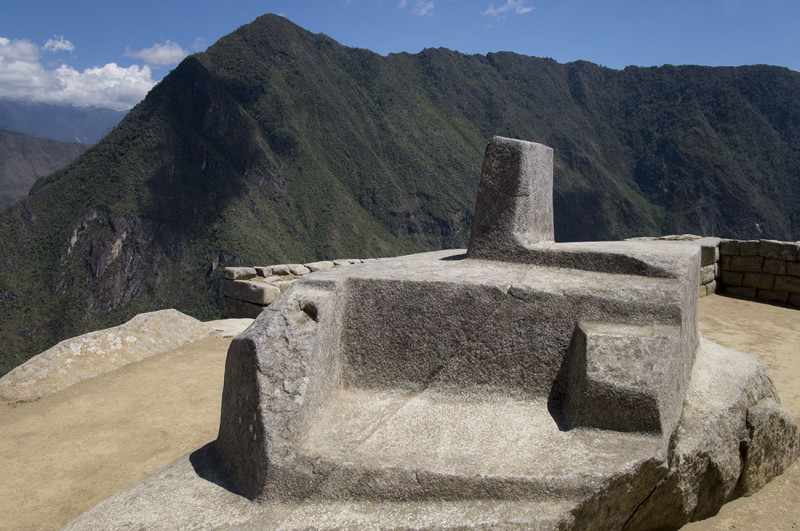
564;322;683;434
467;136;554;259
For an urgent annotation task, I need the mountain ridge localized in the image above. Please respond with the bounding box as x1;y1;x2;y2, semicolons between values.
0;129;89;210
1;14;799;375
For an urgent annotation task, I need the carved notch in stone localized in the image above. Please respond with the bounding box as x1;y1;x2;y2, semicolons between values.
467;136;554;259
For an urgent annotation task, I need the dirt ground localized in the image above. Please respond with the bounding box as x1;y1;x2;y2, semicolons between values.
0;295;798;530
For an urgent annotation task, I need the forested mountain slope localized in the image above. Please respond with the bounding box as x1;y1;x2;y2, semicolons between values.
0;130;89;210
1;14;798;375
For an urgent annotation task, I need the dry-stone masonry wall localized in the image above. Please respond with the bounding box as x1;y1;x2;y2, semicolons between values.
718;239;800;306
222;237;800;319
220;259;376;318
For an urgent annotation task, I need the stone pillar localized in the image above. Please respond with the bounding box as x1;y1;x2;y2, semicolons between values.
467;136;554;260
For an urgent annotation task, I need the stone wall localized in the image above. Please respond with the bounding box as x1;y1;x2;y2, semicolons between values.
220;259;375;318
220;238;800;319
719;239;800;306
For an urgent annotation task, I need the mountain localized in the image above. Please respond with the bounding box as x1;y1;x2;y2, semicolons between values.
0;100;126;144
1;14;799;376
0;130;89;210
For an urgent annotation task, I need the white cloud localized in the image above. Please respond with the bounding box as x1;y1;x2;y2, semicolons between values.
399;0;435;16
44;35;74;53
483;0;534;17
0;36;155;110
124;40;188;67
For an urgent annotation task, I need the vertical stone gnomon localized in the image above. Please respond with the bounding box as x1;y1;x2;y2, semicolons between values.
467;136;554;259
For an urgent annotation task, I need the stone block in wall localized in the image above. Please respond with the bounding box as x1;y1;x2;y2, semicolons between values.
788;262;800;277
701;265;716;285
224;267;257;280
270;264;291;275
221;279;281;305
287;264;311;276
775;275;800;295
721;270;744;287
333;259;351;266
706;280;717;295
719;240;740;256
759;240;800;261
728;255;764;273
790;293;800;307
739;240;760;256
757;290;790;304
742;272;775;291
763;259;787;276
305;261;335;272
699;244;717;267
725;286;757;298
221;296;265;319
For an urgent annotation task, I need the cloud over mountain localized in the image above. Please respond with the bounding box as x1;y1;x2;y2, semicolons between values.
0;36;165;111
124;40;188;67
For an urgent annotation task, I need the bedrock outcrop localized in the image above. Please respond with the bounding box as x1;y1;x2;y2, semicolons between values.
68;137;799;529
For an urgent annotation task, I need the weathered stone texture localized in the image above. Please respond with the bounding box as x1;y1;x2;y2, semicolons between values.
719;239;740;256
220;278;281;305
775;275;800;294
742;272;775;290
305;261;335;272
727;255;764;272
468;136;554;259
224;266;257;280
739;240;761;256
763;258;787;275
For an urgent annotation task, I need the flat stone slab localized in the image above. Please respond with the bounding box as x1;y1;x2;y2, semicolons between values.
67;333;795;529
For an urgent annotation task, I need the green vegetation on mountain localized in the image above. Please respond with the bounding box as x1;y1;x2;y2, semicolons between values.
0;130;89;210
1;14;799;375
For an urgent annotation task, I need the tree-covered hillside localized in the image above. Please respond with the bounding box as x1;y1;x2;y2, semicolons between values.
0;130;89;210
1;14;798;375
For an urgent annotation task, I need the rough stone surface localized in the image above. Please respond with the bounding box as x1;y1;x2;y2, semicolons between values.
775;275;800;294
304;261;335;272
624;339;799;528
719;239;740;256
220;278;281;305
223;267;257;280
467;136;554;259
270;264;291;276
0;310;212;401
220;296;267;319
287;264;311;276
69;139;799;529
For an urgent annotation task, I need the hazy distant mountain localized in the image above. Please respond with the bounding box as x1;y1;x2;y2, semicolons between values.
0;129;88;210
1;14;799;375
0;100;126;144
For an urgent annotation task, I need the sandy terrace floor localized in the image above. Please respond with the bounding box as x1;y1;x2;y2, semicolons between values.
0;295;798;530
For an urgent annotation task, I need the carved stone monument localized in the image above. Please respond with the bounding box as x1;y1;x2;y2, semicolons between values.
212;137;798;528
68;137;799;529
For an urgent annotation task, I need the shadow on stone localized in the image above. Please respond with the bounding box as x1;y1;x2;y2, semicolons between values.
188;441;242;496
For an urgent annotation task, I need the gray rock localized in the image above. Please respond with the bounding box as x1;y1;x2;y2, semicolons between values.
220;296;267;319
468;136;554;260
270;264;291;276
223;266;257;280
287;264;311;276
305;261;335;272
332;259;351;266
0;310;212;401
71;138;798;529
220;278;281;305
701;264;716;284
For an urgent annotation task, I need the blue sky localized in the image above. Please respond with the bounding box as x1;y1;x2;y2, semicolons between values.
1;0;798;110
